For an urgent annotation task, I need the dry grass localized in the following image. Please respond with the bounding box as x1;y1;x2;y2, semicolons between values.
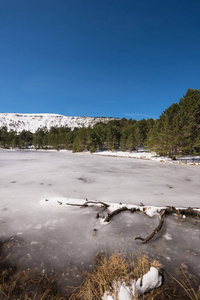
69;252;162;300
168;268;200;300
140;266;200;300
69;252;200;300
0;269;66;300
130;253;162;280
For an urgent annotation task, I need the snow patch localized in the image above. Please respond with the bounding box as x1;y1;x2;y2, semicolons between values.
163;233;173;241
40;198;167;219
145;206;160;217
102;267;162;300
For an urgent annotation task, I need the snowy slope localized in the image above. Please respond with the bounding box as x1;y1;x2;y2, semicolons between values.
0;113;114;133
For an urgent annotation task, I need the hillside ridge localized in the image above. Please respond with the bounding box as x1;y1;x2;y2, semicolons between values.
0;113;114;133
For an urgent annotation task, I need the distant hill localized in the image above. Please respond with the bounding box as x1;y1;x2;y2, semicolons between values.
0;113;114;133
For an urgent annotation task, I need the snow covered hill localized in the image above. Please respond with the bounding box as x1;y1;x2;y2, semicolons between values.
0;113;114;133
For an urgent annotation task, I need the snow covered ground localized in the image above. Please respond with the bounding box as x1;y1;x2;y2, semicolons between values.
0;113;113;132
93;150;200;165
0;149;199;294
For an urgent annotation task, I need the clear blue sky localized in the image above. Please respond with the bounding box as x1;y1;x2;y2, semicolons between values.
0;0;200;119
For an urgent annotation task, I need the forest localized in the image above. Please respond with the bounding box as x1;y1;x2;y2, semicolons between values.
0;89;200;156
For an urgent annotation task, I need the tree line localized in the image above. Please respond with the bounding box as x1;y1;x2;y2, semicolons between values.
0;118;154;153
0;89;199;156
147;89;200;156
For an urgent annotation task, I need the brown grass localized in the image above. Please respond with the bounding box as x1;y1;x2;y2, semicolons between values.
69;252;200;300
69;252;162;300
168;269;200;300
0;269;66;300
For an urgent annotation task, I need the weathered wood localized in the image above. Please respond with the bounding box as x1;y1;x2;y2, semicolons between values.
66;200;200;243
104;207;140;223
134;210;165;244
134;207;200;244
66;200;110;208
165;206;200;218
104;207;129;223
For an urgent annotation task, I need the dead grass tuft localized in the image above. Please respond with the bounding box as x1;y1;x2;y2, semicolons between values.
70;251;162;300
130;253;162;280
168;268;200;300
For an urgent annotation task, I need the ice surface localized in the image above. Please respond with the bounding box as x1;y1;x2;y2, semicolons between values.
0;149;199;294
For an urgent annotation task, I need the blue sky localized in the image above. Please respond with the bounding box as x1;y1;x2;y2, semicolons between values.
0;0;200;119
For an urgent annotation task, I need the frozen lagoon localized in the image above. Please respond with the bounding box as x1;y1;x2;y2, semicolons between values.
0;149;199;294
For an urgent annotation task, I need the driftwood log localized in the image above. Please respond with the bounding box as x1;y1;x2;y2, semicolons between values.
134;209;165;244
66;201;199;244
103;206;199;244
104;207;140;223
134;207;199;244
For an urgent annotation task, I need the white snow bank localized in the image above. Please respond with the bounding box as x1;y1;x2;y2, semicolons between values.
102;267;162;300
135;267;162;294
145;206;162;217
93;151;200;165
40;197;200;218
39;197;168;217
94;150;156;160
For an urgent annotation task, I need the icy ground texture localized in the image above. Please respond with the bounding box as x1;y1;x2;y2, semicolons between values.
0;149;200;292
0;113;114;133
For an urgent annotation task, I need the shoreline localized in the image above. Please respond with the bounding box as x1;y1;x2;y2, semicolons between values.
1;147;200;165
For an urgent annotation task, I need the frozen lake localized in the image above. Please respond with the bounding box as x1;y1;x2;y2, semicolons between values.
0;149;199;294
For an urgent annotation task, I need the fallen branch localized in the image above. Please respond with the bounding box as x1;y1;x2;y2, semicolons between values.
134;206;200;244
66;200;110;209
134;210;166;244
104;207;139;223
64;199;200;243
165;206;200;218
104;207;128;223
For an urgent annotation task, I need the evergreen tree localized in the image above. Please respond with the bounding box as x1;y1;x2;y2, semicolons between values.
147;103;180;156
147;89;200;156
178;89;200;153
33;129;46;149
134;125;142;152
